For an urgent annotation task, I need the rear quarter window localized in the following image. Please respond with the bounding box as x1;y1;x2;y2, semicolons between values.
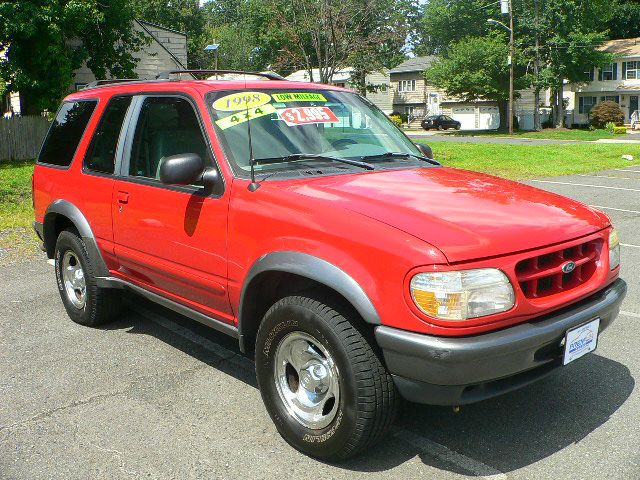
38;100;97;167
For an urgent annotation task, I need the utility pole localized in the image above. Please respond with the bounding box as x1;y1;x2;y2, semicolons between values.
508;0;515;134
489;1;515;133
533;0;541;131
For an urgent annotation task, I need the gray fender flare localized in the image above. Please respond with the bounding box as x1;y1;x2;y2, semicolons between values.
238;251;381;349
43;199;110;277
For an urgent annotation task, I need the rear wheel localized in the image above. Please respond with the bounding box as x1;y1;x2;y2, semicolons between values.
255;293;398;461
54;229;122;327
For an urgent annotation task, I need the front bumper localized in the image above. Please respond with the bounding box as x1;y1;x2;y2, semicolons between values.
375;279;627;405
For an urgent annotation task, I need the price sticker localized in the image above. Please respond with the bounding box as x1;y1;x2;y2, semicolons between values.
277;106;338;126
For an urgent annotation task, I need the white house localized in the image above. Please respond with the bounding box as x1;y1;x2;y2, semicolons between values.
284;67;392;114
569;37;640;127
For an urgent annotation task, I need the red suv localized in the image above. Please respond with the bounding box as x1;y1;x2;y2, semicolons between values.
32;71;626;461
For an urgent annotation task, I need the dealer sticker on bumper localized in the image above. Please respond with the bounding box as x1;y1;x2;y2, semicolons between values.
563;318;600;365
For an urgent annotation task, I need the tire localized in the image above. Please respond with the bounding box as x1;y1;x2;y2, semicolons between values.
54;229;122;327
255;292;398;461
438;125;444;131
455;124;461;130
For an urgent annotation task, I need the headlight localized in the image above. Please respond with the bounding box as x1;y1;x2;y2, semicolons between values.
609;228;620;270
410;269;515;321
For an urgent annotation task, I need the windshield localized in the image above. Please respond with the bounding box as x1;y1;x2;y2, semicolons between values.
206;89;421;175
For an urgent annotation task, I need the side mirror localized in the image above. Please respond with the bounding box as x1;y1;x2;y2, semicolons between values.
415;143;433;159
159;153;204;185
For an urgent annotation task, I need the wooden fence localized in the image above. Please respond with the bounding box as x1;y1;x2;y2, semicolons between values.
0;116;50;162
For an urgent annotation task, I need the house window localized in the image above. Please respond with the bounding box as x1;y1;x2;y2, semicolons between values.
600;95;620;104
601;63;616;81
624;61;640;80
404;106;415;117
398;80;416;92
579;96;597;114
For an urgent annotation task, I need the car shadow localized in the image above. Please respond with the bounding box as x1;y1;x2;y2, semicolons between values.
106;297;634;475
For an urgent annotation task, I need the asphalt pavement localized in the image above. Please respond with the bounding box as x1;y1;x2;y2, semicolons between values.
2;167;640;479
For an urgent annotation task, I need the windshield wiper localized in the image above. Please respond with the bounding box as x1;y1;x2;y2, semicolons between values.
254;153;375;170
360;152;440;166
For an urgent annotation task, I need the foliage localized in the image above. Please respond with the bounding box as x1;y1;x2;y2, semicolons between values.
614;126;627;135
414;0;500;55
451;128;615;141
388;114;403;127
606;0;640;39
589;101;625;128
424;34;529;130
391;111;408;123
605;122;617;133
129;0;205;68
0;0;144;114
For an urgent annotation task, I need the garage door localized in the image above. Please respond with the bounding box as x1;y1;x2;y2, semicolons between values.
479;106;500;130
451;106;476;130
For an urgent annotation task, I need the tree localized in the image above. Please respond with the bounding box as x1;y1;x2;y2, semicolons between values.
417;0;615;130
129;0;205;68
607;0;640;39
415;0;500;55
0;0;143;114
425;34;529;131
261;0;414;92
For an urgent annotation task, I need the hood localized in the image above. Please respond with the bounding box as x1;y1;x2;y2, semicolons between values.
279;167;609;263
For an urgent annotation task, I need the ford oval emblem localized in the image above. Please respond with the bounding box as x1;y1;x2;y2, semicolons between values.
562;261;577;274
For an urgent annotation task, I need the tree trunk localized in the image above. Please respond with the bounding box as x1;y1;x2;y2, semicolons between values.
498;100;509;132
555;83;564;128
533;88;541;131
19;91;41;116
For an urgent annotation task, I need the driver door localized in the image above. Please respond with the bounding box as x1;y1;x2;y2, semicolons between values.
111;94;233;322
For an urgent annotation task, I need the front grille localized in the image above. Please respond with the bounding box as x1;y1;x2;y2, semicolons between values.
516;239;602;298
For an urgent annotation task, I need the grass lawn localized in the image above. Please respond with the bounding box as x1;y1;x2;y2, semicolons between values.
0;160;40;264
417;140;640;179
448;128;617;141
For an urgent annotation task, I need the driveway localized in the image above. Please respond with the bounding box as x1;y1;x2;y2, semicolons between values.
1;167;639;479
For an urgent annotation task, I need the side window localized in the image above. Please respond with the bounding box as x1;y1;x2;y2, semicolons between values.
129;97;208;180
84;96;132;174
38;101;97;167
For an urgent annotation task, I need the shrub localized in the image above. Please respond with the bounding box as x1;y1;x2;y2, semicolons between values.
389;114;403;127
391;111;408;123
589;101;625;128
614;126;627;134
605;122;616;133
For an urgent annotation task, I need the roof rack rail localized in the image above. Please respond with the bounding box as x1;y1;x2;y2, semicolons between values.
156;70;287;81
82;79;142;89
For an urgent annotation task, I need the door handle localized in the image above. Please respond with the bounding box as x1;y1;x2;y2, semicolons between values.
117;191;129;204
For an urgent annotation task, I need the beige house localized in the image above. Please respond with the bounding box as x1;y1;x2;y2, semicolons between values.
568;37;640;128
2;20;187;115
389;56;548;130
73;20;187;90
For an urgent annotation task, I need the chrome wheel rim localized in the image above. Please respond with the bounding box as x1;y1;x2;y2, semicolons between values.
61;251;86;309
274;331;340;430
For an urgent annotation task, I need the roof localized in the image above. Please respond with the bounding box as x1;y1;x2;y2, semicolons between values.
285;68;354;83
600;37;640;57
389;56;436;74
137;19;187;37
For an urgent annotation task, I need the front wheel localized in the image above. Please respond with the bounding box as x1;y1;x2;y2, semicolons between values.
255;293;398;461
54;229;122;326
